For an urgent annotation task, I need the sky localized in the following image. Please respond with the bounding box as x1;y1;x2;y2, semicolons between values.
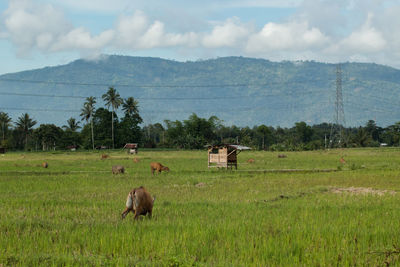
1;0;400;75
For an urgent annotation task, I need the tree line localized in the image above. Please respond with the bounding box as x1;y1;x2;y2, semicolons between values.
0;87;142;151
0;88;400;151
142;117;400;150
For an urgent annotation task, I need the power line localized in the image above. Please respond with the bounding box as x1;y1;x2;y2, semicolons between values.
1;89;398;108
0;107;81;112
0;77;330;88
0;100;332;114
0;91;243;100
0;106;254;113
0;89;327;100
2;89;397;104
0;92;86;99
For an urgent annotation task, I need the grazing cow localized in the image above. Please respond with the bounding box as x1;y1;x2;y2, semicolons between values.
150;162;169;175
101;154;109;159
278;154;287;158
112;165;125;174
340;157;346;164
247;158;255;163
42;162;48;168
121;186;155;220
133;158;140;163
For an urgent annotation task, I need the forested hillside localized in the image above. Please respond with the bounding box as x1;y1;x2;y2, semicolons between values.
0;55;399;127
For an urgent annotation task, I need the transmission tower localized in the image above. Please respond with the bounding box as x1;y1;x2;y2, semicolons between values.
329;64;346;148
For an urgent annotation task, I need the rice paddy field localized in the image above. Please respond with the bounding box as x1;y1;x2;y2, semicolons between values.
1;148;400;266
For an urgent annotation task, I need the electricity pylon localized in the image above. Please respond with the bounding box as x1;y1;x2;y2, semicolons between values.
329;64;346;148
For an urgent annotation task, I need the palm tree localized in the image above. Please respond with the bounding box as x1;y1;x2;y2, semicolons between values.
0;112;12;141
102;87;123;149
122;97;140;116
80;97;96;150
15;113;37;150
63;117;81;132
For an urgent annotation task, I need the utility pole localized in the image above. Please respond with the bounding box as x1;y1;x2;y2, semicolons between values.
329;64;346;148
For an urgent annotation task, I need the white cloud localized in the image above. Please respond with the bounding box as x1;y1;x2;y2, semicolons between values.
43;0;303;14
51;28;114;51
40;0;136;14
340;27;386;53
323;12;387;62
338;13;386;53
3;0;400;68
139;21;166;48
246;21;328;53
4;0;70;55
113;11;148;47
113;11;199;49
227;0;303;8
295;0;351;35
36;33;54;50
202;18;251;48
3;0;114;56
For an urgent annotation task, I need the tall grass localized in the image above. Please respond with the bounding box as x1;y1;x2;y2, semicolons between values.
1;148;400;265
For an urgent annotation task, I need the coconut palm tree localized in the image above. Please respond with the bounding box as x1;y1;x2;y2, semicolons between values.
102;87;123;149
15;113;37;150
63;117;81;132
80;97;96;150
0;112;12;141
122;97;140;116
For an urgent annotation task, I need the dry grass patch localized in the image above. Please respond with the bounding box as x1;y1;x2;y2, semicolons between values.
331;187;396;196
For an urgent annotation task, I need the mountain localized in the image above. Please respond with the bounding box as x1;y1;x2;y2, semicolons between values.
0;55;399;127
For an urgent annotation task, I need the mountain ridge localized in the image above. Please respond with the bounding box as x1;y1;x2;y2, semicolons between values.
0;55;399;127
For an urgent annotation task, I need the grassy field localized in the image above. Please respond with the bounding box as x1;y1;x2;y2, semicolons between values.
1;148;400;266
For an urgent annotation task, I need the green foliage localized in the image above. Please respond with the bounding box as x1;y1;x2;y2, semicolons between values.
15;113;37;150
3;109;400;151
102;87;123;149
295;121;314;143
0;111;12;142
92;108;115;147
118;116;142;146
33;124;63;150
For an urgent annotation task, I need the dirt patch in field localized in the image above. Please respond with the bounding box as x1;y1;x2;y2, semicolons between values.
331;187;396;196
195;182;206;188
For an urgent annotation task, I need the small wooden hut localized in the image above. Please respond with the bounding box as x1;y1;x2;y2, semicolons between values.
123;143;138;154
66;145;77;151
207;144;251;169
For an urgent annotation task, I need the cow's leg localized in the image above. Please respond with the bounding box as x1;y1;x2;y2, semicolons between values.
134;207;143;220
121;207;132;219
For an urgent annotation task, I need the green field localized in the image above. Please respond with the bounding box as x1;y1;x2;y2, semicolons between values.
1;148;400;266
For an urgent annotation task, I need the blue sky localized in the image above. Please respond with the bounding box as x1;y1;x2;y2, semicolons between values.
1;0;400;75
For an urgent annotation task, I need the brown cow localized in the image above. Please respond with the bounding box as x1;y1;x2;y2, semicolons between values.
278;154;287;158
133;158;140;163
121;186;155;220
101;154;109;159
247;158;255;163
112;165;125;174
150;162;169;175
42;162;48;168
